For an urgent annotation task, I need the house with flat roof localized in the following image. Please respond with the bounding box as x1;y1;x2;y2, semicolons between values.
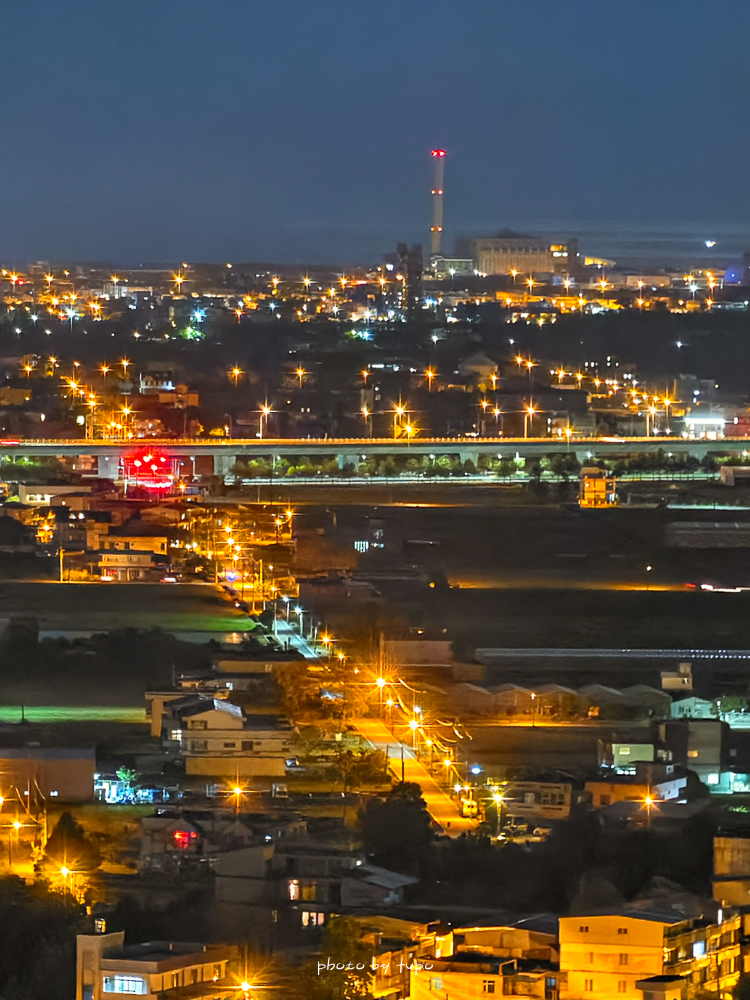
76;929;236;1000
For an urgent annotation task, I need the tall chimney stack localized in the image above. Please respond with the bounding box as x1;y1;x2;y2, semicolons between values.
430;149;446;258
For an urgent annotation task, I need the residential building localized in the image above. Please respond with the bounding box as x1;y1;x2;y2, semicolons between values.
76;928;235;1000
656;719;729;786
559;909;740;1000
585;764;688;809
452;914;560;963
499;783;572;822
162;697;295;777
411;955;564;1000
713;835;750;907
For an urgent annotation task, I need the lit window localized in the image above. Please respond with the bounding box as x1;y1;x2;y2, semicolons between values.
694;941;706;958
103;976;147;994
288;879;300;900
354;541;369;553
707;774;720;786
429;980;443;991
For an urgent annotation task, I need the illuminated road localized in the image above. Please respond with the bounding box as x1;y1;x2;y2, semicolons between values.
353;717;479;837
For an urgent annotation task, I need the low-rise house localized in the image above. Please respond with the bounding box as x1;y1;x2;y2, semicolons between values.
585;764;688;809
162;697;296;777
452;914;559;963
411;955;564;1000
76;927;235;1000
500;782;572;822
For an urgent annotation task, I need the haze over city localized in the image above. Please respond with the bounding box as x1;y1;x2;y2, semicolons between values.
3;1;750;262
4;4;750;1000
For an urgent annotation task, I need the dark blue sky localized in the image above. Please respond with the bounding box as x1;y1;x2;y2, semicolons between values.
2;0;750;264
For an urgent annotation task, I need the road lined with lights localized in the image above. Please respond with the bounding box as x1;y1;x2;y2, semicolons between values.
354;717;478;836
1;434;749;462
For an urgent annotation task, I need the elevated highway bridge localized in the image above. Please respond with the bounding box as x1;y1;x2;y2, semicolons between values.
0;436;747;478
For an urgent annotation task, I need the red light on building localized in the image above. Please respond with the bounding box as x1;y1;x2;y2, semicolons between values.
123;449;175;491
431;149;446;158
172;829;197;850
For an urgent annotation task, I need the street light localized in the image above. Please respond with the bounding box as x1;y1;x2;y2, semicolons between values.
230;367;243;386
425;368;436;391
296;367;306;388
523;402;537;439
259;404;272;439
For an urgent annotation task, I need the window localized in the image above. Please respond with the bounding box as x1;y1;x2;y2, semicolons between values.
242;740;254;751
618;981;627;994
354;541;369;553
545;977;558;1000
584;980;594;992
103;977;147;994
301;881;317;901
302;910;325;927
288;879;300;900
619;953;629;965
693;941;706;958
600;794;611;805
190;970;198;984
617;927;628;935
429;980;443;991
212;965;222;982
588;952;594;964
483;981;496;994
223;742;236;748
579;926;589;933
171;973;180;988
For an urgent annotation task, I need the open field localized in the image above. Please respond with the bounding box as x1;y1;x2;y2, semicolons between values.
0;582;250;633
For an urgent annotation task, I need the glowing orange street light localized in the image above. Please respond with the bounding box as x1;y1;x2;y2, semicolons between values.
526;276;535;294
425;368;436;391
295;367;306;387
230;367;242;386
523;402;537;439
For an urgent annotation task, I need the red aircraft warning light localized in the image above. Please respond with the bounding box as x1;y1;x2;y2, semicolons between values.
431;149;446;157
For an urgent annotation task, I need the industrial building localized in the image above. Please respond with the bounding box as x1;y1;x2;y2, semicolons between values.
457;233;579;277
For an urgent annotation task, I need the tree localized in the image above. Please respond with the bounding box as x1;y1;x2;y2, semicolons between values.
42;812;101;877
0;875;86;1000
358;782;433;874
301;917;373;1000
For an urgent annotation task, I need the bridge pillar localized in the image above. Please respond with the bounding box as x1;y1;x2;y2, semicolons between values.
459;450;479;467
214;454;236;480
338;453;360;471
97;455;120;479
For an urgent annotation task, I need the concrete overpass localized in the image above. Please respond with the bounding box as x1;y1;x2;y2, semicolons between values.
0;436;748;478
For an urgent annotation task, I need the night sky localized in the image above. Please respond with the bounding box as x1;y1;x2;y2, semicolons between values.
2;0;750;264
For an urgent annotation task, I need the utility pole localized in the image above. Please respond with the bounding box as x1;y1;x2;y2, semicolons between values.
58;547;64;583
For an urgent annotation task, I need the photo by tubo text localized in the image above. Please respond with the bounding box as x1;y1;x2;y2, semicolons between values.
317;957;434;974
